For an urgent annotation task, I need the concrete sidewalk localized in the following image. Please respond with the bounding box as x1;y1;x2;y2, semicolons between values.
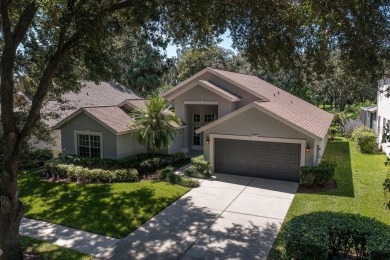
20;218;119;256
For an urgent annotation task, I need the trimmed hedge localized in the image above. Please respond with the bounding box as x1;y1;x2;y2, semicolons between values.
351;126;377;153
45;161;138;183
300;161;337;186
64;152;186;174
159;166;199;188
285;212;390;260
184;156;212;179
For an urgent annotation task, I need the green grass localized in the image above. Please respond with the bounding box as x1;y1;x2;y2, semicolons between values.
19;171;190;238
269;138;390;259
21;236;93;260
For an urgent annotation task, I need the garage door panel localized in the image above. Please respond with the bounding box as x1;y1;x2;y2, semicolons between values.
215;138;301;182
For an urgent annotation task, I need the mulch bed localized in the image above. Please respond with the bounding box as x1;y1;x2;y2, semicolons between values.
297;179;337;193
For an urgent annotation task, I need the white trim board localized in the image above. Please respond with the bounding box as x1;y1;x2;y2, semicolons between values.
184;100;218;105
74;130;104;159
209;134;306;172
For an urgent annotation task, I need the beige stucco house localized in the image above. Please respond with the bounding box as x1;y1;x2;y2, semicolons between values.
54;68;333;182
162;68;333;182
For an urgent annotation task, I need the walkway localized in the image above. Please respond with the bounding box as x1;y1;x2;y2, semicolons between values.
20;218;119;256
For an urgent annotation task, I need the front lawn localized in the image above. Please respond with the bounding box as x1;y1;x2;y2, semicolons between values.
19;171;190;238
21;236;92;260
269;139;390;258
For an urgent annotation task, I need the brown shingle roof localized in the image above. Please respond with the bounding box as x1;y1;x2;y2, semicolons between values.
211;68;334;139
83;106;132;133
43;81;141;127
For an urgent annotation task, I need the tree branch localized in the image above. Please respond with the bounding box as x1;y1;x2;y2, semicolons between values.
0;0;12;44
13;1;38;50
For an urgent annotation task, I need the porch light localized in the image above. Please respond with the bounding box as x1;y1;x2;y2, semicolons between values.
306;144;310;152
206;136;210;144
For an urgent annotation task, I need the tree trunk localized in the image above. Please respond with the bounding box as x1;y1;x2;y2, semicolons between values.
0;134;25;260
339;98;347;112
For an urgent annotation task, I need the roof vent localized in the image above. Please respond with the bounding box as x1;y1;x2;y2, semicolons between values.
291;100;293;104
273;94;276;97
87;92;89;96
277;91;280;95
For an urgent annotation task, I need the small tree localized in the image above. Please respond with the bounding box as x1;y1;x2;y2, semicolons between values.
130;97;180;154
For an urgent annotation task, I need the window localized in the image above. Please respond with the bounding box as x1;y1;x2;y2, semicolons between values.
193;127;201;146
204;114;216;123
193;114;200;122
75;131;102;158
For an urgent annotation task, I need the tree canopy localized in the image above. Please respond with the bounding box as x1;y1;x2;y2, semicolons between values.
1;1;390;259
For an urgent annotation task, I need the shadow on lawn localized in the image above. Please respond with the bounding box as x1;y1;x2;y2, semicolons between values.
19;172;180;238
321;140;355;198
98;196;279;260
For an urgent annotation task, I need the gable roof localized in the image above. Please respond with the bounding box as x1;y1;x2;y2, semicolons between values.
118;99;147;110
52;106;133;134
168;68;333;140
165;79;241;102
42;81;141;127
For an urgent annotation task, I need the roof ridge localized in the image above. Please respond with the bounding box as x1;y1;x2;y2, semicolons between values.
209;67;258;78
82;105;119;109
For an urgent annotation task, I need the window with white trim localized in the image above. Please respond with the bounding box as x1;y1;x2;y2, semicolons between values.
76;132;102;158
193;114;201;122
204;114;216;123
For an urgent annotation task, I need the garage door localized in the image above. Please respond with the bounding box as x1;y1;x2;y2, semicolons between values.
214;138;301;182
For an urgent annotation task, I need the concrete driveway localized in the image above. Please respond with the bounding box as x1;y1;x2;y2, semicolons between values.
97;174;298;260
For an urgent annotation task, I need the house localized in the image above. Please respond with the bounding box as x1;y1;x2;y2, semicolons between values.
162;68;333;182
36;81;142;156
376;79;390;152
54;68;333;182
360;105;377;130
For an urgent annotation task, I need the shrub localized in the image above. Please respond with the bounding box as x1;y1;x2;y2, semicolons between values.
351;126;377;153
19;149;54;169
159;166;199;188
45;161;138;183
184;156;212;179
63;152;186;174
284;212;390;260
300;160;337;186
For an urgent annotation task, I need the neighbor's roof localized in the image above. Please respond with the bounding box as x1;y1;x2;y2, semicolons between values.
361;105;377;112
168;67;333;140
42;81;141;127
118;99;147;110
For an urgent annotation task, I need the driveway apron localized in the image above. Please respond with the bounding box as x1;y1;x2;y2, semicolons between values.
97;174;298;260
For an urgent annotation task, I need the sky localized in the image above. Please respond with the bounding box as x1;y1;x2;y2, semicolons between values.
164;31;236;58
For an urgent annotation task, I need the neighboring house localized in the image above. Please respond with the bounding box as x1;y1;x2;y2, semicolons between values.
377;79;390;152
36;81;141;156
360;105;377;130
162;68;333;182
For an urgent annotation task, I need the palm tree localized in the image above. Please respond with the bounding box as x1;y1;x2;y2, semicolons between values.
130;97;181;154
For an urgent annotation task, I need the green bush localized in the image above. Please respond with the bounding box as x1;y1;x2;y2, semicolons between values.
45;161;138;183
351;126;377;153
19;149;54;169
64;152;186;174
184;156;212;179
284;212;390;260
300;160;337;186
159;166;199;188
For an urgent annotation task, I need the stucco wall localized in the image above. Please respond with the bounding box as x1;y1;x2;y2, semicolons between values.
60;113;118;159
168;127;185;154
202;107;316;166
377;79;390;146
29;130;62;158
116;134;147;159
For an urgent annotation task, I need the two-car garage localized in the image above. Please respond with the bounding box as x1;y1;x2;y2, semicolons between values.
214;138;303;182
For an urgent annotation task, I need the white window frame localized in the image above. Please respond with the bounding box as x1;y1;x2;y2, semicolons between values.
74;130;103;158
193;113;201;123
192;126;203;150
204;114;216;123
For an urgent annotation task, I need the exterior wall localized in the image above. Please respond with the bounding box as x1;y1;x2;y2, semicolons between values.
60;113;118;159
116;134;147;159
377;79;390;148
29;130;62;158
168;127;185;154
202;107;317;166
